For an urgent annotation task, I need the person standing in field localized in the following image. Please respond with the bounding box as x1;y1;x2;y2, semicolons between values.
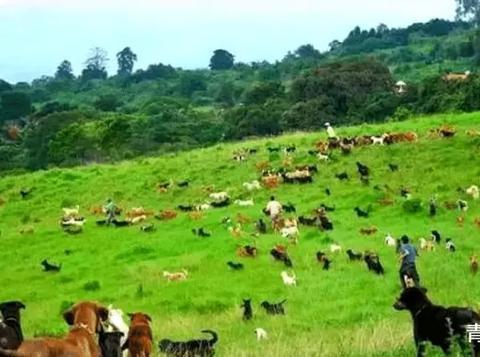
325;122;338;139
104;198;116;225
398;235;421;289
265;196;283;226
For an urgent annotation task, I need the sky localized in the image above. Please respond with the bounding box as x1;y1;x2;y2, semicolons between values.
0;0;456;83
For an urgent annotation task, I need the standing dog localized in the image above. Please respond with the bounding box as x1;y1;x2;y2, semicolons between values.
125;313;153;357
158;330;218;357
241;299;253;321
0;302;108;357
0;301;25;350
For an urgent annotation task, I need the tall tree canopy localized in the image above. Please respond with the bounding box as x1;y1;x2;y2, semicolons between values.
55;60;75;80
209;49;235;70
294;44;322;59
82;47;109;80
116;47;137;76
456;0;480;25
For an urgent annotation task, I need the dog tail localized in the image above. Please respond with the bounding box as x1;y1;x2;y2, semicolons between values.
279;299;287;305
201;330;218;344
0;348;24;356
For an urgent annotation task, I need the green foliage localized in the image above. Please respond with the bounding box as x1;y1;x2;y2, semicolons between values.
55;60;75;81
0;79;12;94
93;94;122;112
402;198;423;213
116;47;137;76
83;281;101;291
209;49;235;70
82;47;109;80
0;91;32;122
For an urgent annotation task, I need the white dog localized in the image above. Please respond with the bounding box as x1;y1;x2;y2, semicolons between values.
106;305;129;356
234;199;254;207
317;153;330;162
62;205;80;217
209;192;229;201
280;226;299;244
466;185;479;200
385;233;396;247
281;271;296;286
371;134;388;145
61;217;86;227
330;243;342;253
254;328;268;341
195;203;211;211
243;180;261;191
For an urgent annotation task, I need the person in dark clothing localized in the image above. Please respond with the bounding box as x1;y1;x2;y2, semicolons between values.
398;235;420;289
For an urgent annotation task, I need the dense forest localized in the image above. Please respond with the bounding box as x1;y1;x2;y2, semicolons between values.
1;18;480;172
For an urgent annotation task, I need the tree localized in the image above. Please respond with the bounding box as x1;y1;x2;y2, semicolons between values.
82;47;109;80
328;40;341;51
456;0;480;26
0;91;32;122
116;47;137;76
294;44;322;59
55;60;75;80
209;49;235;70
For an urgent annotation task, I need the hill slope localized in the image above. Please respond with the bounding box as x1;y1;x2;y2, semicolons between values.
1;112;480;356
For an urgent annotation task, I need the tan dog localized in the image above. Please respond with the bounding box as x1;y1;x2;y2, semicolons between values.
0;302;108;357
163;270;188;282
125;313;153;357
471;256;479;275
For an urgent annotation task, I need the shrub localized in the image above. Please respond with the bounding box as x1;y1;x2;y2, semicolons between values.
403;198;422;213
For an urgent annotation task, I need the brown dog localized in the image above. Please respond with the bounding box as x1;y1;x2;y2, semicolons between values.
0;302;108;357
125;313;153;357
471;256;479;275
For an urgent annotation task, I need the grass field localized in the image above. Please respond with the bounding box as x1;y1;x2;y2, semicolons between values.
1;112;480;356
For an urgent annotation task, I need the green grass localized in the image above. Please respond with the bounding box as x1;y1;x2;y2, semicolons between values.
1;112;480;356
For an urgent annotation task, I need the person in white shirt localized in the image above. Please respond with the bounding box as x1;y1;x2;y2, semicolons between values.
325;122;337;139
265;196;282;222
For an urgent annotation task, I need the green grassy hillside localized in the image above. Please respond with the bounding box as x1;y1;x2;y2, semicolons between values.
1;112;480;356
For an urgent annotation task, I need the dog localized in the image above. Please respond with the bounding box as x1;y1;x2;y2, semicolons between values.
227;261;244;270
346;249;363;261
62;205;80;217
335;172;349;181
99;331;124;357
364;252;384;275
111;219;130;227
0;302;108;357
60;217;86;228
241;299;253;320
192;228;211;238
41;259;61;272
280;271;296;286
466;185;480;200
280;225;299;244
163;270;188;281
177;181;189;188
356;162;370;177
243;181;261;191
178;205;195;212
330;243;342;253
360;226;378;235
316;252;331;270
159;330;218;357
354;207;369;218
140;224;155;233
125;313;153;357
393;287;480;356
270;247;293;267
431;230;441;243
319;203;335;212
255;219;267;234
283;202;296;213
105;305;129;356
209;192;229;201
234;199;254;207
471;256;479;275
388;163;399;172
419;238;435;251
237;245;257;258
261;300;286;315
458;199;469;212
385;233;396;247
254;328;268;341
446;238;456;252
0;301;25;350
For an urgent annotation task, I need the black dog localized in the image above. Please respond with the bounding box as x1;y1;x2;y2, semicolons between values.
283;202;296;213
241;299;253;320
178;205;195;212
192;228;211;238
210;199;230;208
227;261;244;270
159;330;218;357
298;216;317;227
270;249;293;267
319;203;335;212
388;163;399;172
99;330;124;357
41;259;61;272
319;216;333;231
346;249;363;261
354;207;369;218
316;252;331;271
394;287;480;356
364;253;384;275
261;300;286;315
255;219;267;234
325;188;331;196
0;301;25;349
19;188;32;199
111;219;130;227
356;162;370;177
335;172;349;181
177;180;189;188
431;230;441;243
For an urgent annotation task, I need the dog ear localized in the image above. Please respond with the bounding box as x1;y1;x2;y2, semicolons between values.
144;314;152;322
97;305;109;322
16;301;26;310
420;287;428;294
63;307;76;325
